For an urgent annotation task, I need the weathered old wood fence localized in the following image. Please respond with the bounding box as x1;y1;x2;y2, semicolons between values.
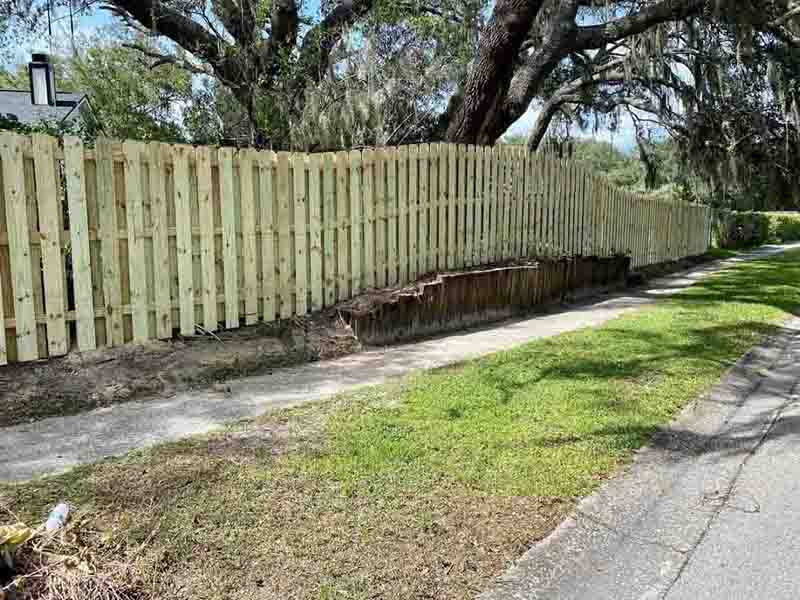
0;133;712;364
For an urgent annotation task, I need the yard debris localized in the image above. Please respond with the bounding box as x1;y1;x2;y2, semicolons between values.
1;505;143;600
44;505;69;534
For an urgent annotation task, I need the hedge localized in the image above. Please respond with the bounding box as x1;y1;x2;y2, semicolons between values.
714;211;800;249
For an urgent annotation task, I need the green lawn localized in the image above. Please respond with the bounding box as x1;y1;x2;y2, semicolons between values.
3;250;799;600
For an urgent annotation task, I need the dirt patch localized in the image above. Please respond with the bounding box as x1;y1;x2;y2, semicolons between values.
0;313;359;428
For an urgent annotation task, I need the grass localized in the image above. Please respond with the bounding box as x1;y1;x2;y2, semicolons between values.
3;251;800;600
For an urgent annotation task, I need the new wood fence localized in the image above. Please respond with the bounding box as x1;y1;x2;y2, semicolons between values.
0;133;712;365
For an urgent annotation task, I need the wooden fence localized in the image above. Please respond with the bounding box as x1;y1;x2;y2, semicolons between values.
0;133;712;365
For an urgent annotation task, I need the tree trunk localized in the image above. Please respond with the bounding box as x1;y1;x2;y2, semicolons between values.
527;99;561;152
444;0;545;144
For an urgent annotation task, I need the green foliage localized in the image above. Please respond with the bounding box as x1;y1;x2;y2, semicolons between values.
69;39;191;142
0;65;29;89
767;213;800;243
713;210;800;248
0;56;77;92
182;78;251;146
500;134;527;146
570;140;643;189
0;113;82;137
0;33;191;143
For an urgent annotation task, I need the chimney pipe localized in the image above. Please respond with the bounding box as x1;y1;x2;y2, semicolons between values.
29;53;56;107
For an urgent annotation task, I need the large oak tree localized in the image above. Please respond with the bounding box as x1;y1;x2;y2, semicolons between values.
8;0;800;147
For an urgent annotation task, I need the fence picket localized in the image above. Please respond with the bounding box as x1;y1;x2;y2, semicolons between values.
219;147;240;326
197;146;218;330
240;149;259;324
147;143;172;339
386;148;399;285
349;149;363;296
491;146;502;260
31;134;68;356
323;153;337;302
276;152;292;318
309;154;324;309
513;148;524;257
122;140;151;343
172;145;195;335
374;150;387;288
464;146;475;267
0;258;5;364
482;147;493;262
456;145;467;267
361;150;375;289
260;151;278;321
62;136;97;351
1;133;37;360
521;149;531;256
93;138;124;347
437;144;448;270
417;145;429;275
336;151;350;299
447;144;457;269
398;146;409;282
408;146;419;279
293;153;309;316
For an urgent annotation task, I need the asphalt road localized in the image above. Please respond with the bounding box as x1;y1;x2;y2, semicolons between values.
482;316;800;600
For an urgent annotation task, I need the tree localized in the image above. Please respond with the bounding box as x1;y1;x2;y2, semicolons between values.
0;29;193;142
69;34;193;142
8;0;800;148
182;77;252;145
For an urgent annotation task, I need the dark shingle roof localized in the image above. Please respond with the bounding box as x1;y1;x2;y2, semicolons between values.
0;90;87;124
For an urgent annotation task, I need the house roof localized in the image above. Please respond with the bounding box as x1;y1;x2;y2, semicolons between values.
0;90;88;124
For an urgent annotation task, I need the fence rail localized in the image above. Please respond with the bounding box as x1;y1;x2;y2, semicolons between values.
0;133;712;364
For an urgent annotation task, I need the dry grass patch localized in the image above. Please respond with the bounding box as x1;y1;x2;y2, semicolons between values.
2;412;570;599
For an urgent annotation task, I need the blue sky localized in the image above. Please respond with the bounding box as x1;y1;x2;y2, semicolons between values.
10;3;113;62
10;1;637;150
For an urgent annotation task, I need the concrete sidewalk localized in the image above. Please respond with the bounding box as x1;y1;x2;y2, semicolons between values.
1;244;796;482
481;312;800;598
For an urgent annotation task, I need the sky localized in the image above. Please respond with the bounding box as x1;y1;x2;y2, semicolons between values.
8;1;638;151
9;3;114;62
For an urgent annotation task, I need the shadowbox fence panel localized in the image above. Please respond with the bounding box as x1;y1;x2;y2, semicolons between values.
0;133;713;364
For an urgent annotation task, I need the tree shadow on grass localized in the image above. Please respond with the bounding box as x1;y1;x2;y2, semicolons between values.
477;321;786;406
665;258;800;315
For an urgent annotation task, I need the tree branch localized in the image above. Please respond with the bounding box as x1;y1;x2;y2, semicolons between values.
270;0;300;48
213;0;260;46
122;43;214;76
298;0;375;87
102;1;231;67
574;0;705;50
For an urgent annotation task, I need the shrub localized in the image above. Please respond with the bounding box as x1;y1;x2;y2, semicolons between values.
714;211;770;248
714;210;800;248
766;213;800;243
